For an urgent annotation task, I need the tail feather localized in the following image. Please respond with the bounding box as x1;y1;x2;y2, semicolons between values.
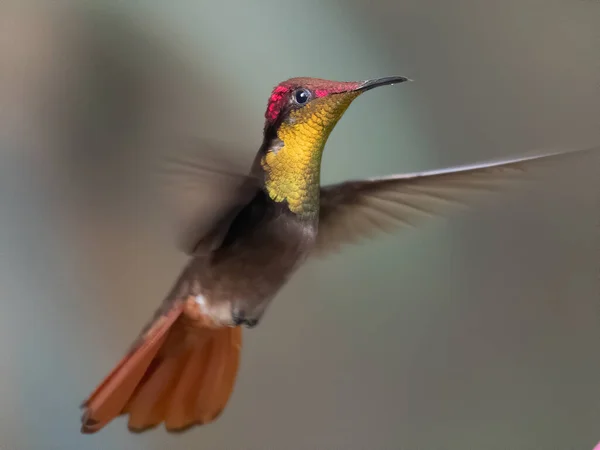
81;306;182;433
192;328;233;424
125;350;190;431
159;339;211;430
213;324;242;419
81;302;243;434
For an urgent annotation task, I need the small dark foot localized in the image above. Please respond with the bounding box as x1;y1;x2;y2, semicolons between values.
231;309;259;328
244;318;258;329
231;309;246;326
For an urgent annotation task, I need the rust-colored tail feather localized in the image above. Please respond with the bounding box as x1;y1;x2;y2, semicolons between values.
81;303;243;434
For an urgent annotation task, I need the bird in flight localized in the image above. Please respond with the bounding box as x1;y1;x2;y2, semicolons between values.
80;76;596;434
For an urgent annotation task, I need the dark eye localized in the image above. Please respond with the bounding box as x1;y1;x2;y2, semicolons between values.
293;88;311;105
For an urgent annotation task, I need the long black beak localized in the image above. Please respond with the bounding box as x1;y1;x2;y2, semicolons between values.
356;76;411;92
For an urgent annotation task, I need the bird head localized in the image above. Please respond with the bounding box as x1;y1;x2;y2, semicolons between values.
263;76;409;136
259;76;409;215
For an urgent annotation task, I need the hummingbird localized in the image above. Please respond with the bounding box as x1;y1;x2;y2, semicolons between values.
80;76;595;434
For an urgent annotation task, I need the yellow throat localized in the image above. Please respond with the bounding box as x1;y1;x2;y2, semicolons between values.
260;91;361;216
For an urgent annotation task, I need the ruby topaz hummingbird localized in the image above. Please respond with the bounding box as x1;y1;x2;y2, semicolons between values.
80;76;597;434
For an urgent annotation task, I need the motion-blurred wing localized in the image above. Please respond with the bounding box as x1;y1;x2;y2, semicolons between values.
153;139;260;255
314;146;598;256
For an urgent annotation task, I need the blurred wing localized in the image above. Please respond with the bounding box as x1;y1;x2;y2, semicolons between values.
153;139;260;255
314;146;599;256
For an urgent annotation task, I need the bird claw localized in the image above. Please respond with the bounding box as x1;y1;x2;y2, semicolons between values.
231;309;259;328
244;318;258;328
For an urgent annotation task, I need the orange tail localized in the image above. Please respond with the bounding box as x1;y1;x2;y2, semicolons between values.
80;302;243;434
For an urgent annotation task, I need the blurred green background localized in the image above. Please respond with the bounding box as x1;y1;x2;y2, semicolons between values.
1;1;599;449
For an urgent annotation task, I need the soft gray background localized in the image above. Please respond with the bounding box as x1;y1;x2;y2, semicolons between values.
1;1;600;449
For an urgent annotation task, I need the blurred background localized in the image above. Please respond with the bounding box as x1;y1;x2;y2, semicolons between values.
1;1;600;449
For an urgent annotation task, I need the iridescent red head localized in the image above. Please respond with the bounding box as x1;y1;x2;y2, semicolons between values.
264;76;409;128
